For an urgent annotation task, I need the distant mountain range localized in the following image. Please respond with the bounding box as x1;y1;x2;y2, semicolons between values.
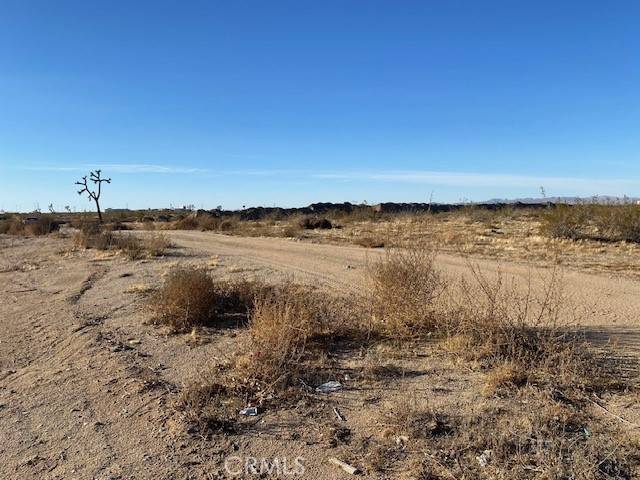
482;196;640;205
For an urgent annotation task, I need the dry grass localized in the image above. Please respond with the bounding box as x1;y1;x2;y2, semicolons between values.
378;395;451;441
410;390;639;479
367;245;625;395
175;381;242;437
0;214;58;236
235;283;324;387
442;265;613;392
141;233;173;256
73;225;171;259
481;362;530;396
343;384;639;478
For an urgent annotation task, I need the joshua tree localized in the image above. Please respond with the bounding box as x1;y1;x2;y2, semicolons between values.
76;170;111;223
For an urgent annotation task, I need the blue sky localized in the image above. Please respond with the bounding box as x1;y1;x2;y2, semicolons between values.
1;1;638;211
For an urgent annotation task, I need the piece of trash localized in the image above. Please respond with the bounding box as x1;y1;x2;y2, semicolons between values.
328;457;359;475
395;435;409;448
476;449;492;467
239;406;258;416
315;381;343;394
581;426;591;438
128;339;142;345
333;407;346;421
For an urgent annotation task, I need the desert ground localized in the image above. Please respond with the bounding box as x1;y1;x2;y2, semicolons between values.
1;225;639;479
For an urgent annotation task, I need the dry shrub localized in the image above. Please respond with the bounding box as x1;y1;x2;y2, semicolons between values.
24;215;59;235
237;283;326;387
174;281;354;430
378;395;451;440
354;235;386;248
541;203;640;243
481;362;529;397
173;215;200;230
0;217;24;235
282;223;302;237
597;203;640;242
142;233;173;256
215;278;273;314
149;266;218;331
172;214;238;232
367;246;617;393
196;216;218;231
368;248;447;339
443;265;604;390
0;215;58;236
228;282;363;401
175;382;241;436
149;271;273;333
73;229;114;250
115;234;145;259
219;218;238;232
74;227;170;259
298;216;332;230
541;204;589;240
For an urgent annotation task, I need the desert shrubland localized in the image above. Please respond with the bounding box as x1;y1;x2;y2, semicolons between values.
0;214;59;236
73;224;171;259
156;242;637;478
541;202;640;243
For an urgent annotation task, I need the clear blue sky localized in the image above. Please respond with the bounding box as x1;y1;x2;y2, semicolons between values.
1;1;638;211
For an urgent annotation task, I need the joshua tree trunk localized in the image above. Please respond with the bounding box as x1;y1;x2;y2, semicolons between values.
95;201;103;223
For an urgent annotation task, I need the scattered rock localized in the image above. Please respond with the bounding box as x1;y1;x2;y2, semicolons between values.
476;449;492;467
316;381;343;394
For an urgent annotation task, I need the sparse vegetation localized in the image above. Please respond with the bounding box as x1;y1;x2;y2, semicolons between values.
73;223;171;259
0;214;59;236
541;202;640;243
367;246;618;393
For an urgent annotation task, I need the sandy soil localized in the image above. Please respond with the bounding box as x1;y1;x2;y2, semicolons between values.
1;232;638;479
